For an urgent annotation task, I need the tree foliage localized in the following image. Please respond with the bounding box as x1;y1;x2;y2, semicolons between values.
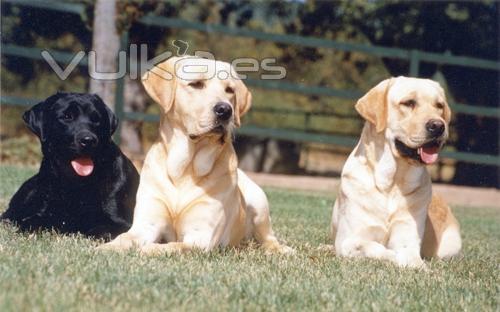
1;0;497;186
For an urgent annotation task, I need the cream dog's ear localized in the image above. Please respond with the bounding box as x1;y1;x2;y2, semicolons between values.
234;78;252;127
443;100;451;124
355;78;393;133
141;57;181;112
434;82;452;124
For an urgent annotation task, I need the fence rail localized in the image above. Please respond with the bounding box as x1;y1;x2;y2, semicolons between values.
139;15;500;72
2;43;498;119
1;0;499;167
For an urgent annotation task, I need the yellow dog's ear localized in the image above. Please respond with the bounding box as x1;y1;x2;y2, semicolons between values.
234;78;252;127
443;101;451;124
355;78;393;133
435;83;452;124
141;57;181;112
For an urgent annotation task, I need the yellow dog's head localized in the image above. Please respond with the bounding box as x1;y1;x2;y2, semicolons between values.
141;56;252;141
356;76;451;165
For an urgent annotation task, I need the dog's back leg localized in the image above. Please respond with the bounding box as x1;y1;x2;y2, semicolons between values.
421;195;462;259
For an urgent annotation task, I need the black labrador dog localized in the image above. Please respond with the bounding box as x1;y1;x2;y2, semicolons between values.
0;92;139;239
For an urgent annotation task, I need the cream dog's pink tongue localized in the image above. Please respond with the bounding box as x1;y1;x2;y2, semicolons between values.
71;158;94;176
418;147;439;164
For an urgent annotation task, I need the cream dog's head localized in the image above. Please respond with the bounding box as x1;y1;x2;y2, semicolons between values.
356;76;451;165
141;56;252;141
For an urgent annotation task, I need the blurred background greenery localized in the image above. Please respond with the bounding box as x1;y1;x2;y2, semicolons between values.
1;0;498;187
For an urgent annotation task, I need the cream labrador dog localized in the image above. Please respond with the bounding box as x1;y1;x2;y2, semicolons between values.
100;56;292;254
331;76;462;267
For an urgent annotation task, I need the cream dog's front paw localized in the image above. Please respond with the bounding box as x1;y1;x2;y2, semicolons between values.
317;244;336;253
96;233;137;252
262;241;296;255
395;250;426;269
140;242;193;256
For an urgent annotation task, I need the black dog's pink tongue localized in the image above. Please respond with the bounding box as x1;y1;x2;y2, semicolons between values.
71;158;94;176
418;146;439;164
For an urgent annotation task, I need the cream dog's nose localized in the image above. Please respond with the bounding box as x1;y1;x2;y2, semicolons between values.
426;119;445;138
213;102;232;121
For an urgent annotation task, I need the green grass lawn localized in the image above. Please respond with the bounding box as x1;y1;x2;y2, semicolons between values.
0;165;498;311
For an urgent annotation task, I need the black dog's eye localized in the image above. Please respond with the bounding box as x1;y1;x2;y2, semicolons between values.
436;102;445;109
188;81;205;89
61;112;74;121
90;112;100;123
225;86;235;94
400;99;416;108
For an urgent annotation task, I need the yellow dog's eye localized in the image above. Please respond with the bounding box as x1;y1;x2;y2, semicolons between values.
436;102;445;109
225;87;234;94
188;81;205;89
400;99;416;108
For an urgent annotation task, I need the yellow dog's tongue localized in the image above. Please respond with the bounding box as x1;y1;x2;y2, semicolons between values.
418;146;439;165
71;157;94;176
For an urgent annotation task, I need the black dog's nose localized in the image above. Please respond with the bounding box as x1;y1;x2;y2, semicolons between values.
213;102;232;121
78;134;98;148
426;119;445;137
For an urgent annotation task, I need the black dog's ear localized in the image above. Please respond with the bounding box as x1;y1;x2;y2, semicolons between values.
22;101;46;141
105;104;119;136
92;94;118;136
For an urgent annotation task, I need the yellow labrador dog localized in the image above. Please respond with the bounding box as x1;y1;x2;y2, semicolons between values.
100;56;291;254
331;77;461;267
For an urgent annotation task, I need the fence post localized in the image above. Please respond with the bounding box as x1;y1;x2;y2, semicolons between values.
304;112;311;131
113;31;129;145
409;49;420;77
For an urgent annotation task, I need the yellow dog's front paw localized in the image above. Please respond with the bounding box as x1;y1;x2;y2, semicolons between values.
96;242;130;252
140;243;168;256
96;233;137;252
277;245;296;255
395;251;426;269
262;241;296;255
140;242;191;256
317;244;336;253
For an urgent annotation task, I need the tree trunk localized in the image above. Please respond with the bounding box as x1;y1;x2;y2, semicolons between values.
122;77;146;154
89;0;119;109
89;0;143;155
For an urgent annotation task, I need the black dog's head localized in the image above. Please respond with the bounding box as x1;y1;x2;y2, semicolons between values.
23;92;118;177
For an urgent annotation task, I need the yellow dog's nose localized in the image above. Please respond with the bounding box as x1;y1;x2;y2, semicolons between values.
426;119;445;137
213;102;232;121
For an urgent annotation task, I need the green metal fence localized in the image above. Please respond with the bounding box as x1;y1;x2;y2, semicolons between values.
1;0;499;167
